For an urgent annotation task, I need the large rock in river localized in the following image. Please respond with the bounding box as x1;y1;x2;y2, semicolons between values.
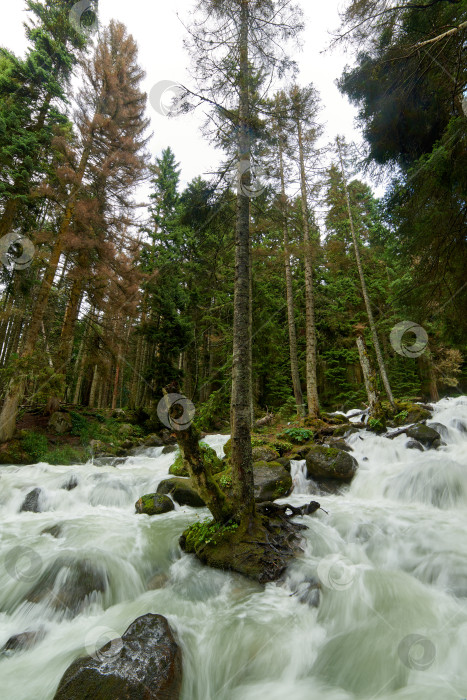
305;445;358;482
20;488;43;513
53;613;182;700
253;461;292;501
135;493;174;515
405;423;442;449
251;446;279;462
156;477;205;507
25;557;109;616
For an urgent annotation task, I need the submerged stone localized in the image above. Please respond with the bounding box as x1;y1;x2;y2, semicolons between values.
25;557;109;616
53;613;182;700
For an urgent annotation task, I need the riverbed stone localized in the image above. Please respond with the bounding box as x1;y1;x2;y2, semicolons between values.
326;437;353;452
144;433;164;447
405;423;442;448
251;446;279;462
25;557;109;616
405;439;424;451
305;445;358;482
157;477;205;507
53;613;182;700
20;488;43;513
252;461;292;501
135;493;174;515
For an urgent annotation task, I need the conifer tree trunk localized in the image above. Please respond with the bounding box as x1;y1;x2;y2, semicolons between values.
295;114;319;417
278;135;304;417
230;0;255;520
337;138;395;408
355;329;380;413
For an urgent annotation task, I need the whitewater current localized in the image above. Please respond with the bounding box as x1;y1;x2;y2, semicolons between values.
1;396;467;699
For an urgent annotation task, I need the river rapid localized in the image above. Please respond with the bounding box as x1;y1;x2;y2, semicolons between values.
1;396;467;699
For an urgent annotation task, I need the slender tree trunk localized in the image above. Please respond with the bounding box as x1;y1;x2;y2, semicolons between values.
230;0;254;520
295;115;319;417
278;135;304;417
355;330;380;413
337;138;395;408
88;365;99;408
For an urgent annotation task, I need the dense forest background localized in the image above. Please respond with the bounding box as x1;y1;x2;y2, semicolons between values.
0;0;465;439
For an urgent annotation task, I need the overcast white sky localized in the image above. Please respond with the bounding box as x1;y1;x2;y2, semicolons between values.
2;0;372;196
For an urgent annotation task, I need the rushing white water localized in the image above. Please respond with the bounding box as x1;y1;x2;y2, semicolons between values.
1;400;467;699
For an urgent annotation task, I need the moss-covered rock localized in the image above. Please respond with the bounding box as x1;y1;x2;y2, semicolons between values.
156;477;205;507
180;513;305;584
214;461;292;502
252;461;292;501
251;445;279;462
135;493;174;515
48;411;72;435
305;445;358;482
276;457;291;472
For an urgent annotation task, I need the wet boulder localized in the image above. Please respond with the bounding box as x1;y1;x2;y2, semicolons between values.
48;411;72;435
135;493;174;516
326;437;353;452
276;457;291;472
144;433;164;447
1;630;45;656
53;613;182;700
61;476;78;491
253;461;292;501
405;439;424;452
41;524;63;538
305;445;358;482
25;557;109;616
20;488;43;513
156;477;205;507
251;446;279;462
405;423;442;449
427;421;450;440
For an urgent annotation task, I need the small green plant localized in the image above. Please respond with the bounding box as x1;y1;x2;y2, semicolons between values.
394;410;409;422
278;427;314;444
186;518;238;546
368;417;384;431
279;396;298;420
219;473;232;488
